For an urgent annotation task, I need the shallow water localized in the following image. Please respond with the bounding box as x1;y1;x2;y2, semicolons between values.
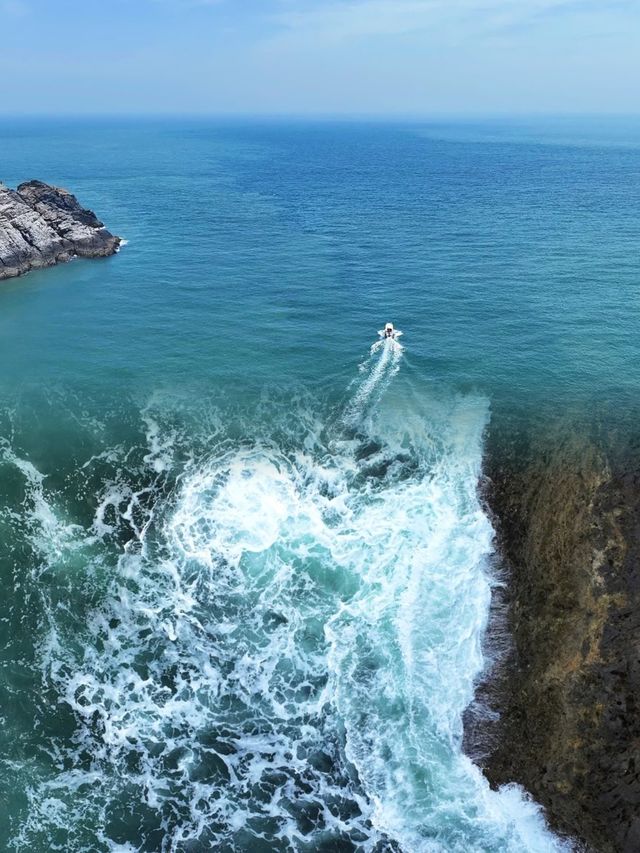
1;117;639;851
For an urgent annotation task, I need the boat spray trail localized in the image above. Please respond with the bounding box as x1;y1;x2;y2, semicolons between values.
343;337;404;427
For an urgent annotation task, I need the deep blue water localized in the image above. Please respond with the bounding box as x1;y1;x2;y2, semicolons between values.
1;117;639;404
1;117;638;852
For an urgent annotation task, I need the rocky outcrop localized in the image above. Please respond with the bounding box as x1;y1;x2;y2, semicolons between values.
473;416;640;853
0;180;120;280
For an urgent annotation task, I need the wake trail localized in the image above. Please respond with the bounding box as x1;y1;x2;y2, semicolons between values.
343;337;404;427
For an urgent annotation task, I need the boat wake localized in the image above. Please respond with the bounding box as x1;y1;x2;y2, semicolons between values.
343;337;404;427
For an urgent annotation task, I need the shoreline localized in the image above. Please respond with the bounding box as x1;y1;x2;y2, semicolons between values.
466;414;640;853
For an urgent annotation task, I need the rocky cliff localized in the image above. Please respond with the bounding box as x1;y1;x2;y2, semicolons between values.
473;416;640;853
0;180;120;280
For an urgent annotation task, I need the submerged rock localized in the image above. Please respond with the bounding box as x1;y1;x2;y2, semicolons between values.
0;179;120;280
473;415;640;853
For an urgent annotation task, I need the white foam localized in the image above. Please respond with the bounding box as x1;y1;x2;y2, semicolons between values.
325;395;567;852
11;379;569;851
0;444;85;565
344;336;404;426
142;408;176;474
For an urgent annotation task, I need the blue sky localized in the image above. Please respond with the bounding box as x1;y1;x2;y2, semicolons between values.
1;0;639;115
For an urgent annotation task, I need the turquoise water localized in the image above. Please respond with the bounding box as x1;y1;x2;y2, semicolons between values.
1;117;639;852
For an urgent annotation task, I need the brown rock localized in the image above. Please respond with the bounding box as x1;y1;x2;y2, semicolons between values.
469;414;640;852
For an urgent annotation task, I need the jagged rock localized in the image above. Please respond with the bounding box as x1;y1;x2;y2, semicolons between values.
471;414;640;853
0;179;120;280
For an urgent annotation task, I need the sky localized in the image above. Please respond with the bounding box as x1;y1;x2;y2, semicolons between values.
0;0;639;116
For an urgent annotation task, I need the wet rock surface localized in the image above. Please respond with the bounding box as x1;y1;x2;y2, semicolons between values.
0;180;120;280
473;417;640;853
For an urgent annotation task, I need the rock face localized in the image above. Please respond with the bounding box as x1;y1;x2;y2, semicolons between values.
0;180;120;280
474;417;640;853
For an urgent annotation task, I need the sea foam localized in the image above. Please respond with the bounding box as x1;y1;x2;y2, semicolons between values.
7;345;568;852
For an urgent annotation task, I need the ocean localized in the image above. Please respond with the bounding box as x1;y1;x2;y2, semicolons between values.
1;116;638;852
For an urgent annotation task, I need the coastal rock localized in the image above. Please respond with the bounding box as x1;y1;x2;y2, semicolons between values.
473;416;640;853
0;180;120;280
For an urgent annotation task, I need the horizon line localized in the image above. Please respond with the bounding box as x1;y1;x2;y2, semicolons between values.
1;110;640;122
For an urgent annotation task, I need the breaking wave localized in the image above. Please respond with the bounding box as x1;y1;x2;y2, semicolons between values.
2;347;568;852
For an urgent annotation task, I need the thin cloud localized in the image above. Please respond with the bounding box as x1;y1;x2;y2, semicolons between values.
271;0;637;41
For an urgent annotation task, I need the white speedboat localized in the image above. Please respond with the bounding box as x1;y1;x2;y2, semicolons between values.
378;322;403;341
